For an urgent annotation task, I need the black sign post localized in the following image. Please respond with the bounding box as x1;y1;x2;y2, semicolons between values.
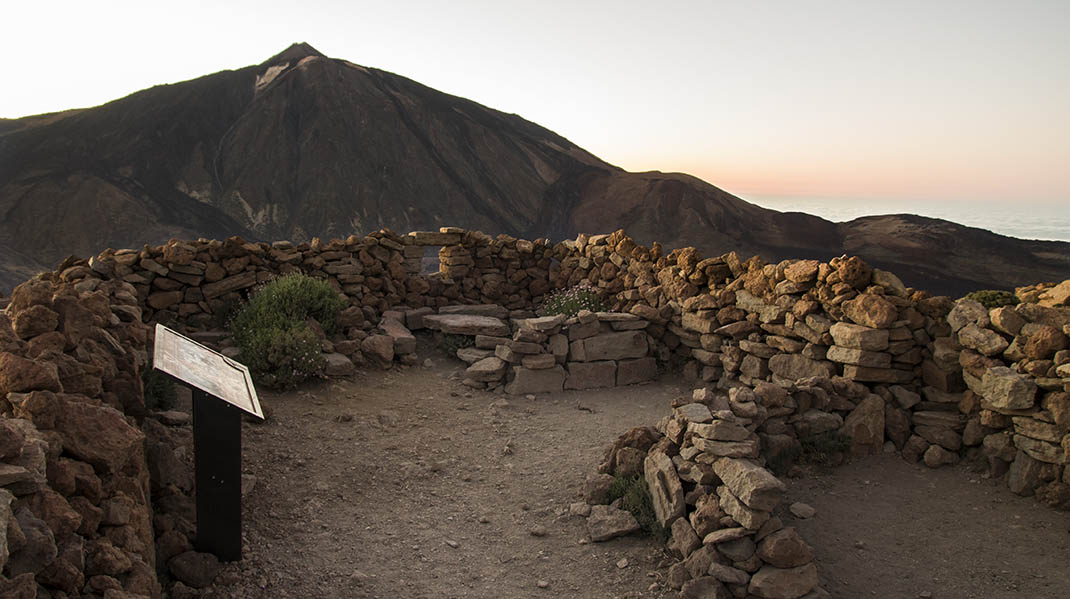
192;388;243;560
152;324;263;562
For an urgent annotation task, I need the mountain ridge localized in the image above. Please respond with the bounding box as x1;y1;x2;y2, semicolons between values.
1;43;1067;295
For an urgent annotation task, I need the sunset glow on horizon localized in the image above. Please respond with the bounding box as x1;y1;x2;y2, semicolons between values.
2;0;1067;207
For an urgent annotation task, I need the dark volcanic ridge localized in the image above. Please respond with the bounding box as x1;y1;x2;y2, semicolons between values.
1;42;1067;296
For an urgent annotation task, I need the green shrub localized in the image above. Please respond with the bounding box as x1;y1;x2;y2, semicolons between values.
141;359;177;411
230;273;343;388
607;474;669;542
233;273;346;335
538;283;605;317
964;289;1018;309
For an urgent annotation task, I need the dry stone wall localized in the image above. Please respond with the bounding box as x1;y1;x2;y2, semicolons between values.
2;225;1069;596
0;274;159;598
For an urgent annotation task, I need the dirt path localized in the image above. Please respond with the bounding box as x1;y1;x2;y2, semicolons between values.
785;456;1070;599
217;339;688;599
201;339;1070;599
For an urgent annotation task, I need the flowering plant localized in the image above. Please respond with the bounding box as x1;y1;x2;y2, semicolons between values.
230;273;342;388
537;282;605;317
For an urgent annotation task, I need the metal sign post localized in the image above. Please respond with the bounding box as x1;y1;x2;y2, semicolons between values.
153;324;263;562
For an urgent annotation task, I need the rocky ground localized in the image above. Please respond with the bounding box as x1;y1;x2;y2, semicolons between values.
180;338;1070;599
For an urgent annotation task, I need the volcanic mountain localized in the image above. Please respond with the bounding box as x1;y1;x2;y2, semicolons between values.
1;43;1067;295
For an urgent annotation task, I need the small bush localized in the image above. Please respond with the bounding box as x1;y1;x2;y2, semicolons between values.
142;359;177;411
538;283;605;317
439;333;473;356
230;273;342;388
607;474;670;542
799;431;853;465
964;289;1018;309
233;273;346;335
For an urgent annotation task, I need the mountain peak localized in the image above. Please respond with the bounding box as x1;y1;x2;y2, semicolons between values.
263;42;326;66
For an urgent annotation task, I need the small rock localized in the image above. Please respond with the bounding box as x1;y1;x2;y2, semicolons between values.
568;502;592;518
423;358;434;368
168;551;221;589
529;525;547;537
444;539;459;548
536;580;550;588
789;502;816;519
616;558;629;569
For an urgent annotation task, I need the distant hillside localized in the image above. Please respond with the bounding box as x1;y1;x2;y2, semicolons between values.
2;42;1068;295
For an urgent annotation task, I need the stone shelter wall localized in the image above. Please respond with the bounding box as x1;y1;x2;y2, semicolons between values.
1;225;1068;597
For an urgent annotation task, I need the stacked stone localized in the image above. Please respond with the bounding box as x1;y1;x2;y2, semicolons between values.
589;392;826;598
1;275;159;597
444;309;660;393
929;294;1070;508
81;229;434;331
431;231;555;309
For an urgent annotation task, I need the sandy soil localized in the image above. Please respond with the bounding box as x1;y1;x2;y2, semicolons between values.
786;457;1070;599
198;338;1070;599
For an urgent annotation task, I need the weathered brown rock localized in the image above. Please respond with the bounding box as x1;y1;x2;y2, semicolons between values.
748;563;819;599
756;527;814;569
360;334;394;368
504;365;566;394
717;484;769;530
957;323;1008;357
12;304;60;339
465;357;506;382
0;352;62;394
565;361;617;390
423;314;510;336
712;458;785;511
842;394;884;455
645;451;685;528
980;366;1037;410
572;331;648;361
768;354;836;381
680;576;732;599
617;357;658;385
587;505;641;542
169;550;222;588
842;293;897;329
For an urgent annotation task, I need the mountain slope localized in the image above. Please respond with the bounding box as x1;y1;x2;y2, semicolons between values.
1;43;1067;296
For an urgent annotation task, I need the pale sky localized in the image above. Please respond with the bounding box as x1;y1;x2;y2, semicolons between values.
3;0;1068;205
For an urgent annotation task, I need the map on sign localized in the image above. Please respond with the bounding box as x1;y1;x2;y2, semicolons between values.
153;324;263;419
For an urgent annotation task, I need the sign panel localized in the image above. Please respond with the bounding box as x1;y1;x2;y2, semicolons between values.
153;323;263;419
